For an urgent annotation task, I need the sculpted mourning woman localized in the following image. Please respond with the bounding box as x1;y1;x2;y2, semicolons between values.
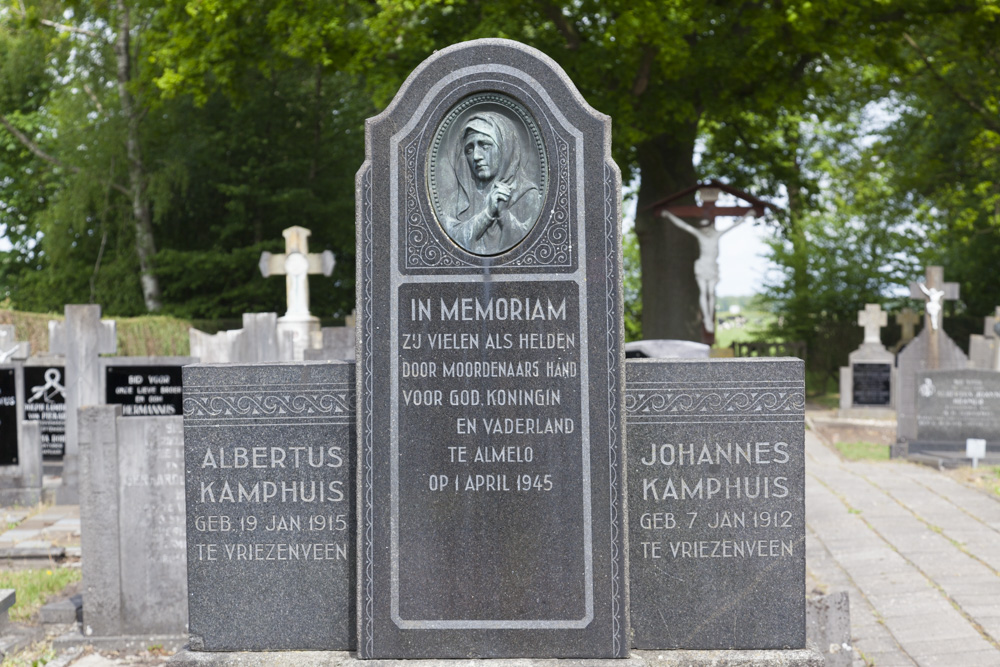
442;112;542;255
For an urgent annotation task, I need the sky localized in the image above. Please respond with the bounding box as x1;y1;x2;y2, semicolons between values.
715;217;776;297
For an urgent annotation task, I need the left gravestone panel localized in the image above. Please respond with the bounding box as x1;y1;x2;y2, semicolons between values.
357;39;626;659
182;362;355;651
0;369;18;465
23;365;67;459
102;357;195;418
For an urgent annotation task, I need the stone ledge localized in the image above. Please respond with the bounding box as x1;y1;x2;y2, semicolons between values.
52;630;188;653
168;649;823;666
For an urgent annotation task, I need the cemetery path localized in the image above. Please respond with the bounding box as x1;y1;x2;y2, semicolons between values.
805;427;1000;667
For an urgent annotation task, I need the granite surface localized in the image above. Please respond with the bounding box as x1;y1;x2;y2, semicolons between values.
626;358;806;650
356;38;626;658
914;369;1000;447
895;326;968;443
183;362;355;651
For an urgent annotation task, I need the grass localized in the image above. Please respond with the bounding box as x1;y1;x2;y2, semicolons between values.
835;441;890;461
806;393;840;410
0;568;81;623
0;640;55;667
948;465;1000;499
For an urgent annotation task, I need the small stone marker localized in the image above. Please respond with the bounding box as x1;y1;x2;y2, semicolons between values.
102;357;194;417
50;305;117;503
967;438;986;468
183;362;355;651
23;364;67;458
259;226;335;361
839;304;895;416
895;308;920;347
357;39;626;658
0;368;17;465
626;358;806;649
79;405;187;639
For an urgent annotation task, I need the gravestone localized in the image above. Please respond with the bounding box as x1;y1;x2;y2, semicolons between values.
627;358;806;649
896;268;967;448
49;305;117;503
625;339;710;359
101;357;195;417
357;39;627;658
182;362;355;651
78;405;187;642
303;326;355;361
189;313;280;364
23;360;67;459
893;307;920;351
838;304;895;418
0;364;42;505
259;226;336;361
968;306;1000;370
910;369;1000;460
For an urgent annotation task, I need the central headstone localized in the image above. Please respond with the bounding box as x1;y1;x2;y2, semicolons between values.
356;39;626;659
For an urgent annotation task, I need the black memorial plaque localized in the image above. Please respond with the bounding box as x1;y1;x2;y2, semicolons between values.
24;366;66;459
627;358;806;649
106;365;183;417
183;363;355;651
852;362;891;406
357;39;626;659
0;369;17;465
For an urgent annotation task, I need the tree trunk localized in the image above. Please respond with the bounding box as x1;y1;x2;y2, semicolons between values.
634;124;702;341
115;0;162;312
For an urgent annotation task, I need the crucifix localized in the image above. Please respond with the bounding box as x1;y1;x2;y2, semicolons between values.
908;266;959;369
895;308;920;346
857;304;887;345
259;226;335;320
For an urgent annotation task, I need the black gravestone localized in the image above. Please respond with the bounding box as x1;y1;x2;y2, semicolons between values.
106;365;184;417
626;358;806;650
357;39;626;659
0;369;18;465
182;362;355;651
851;363;892;406
24;366;66;459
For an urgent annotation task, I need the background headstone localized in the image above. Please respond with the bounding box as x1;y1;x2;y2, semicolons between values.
183;362;355;651
0;367;18;466
838;304;895;418
50;305;117;504
0;326;30;363
626;358;806;649
893;307;920;351
100;356;195;417
0;365;43;505
624;339;710;359
911;369;1000;457
23;360;67;459
78;405;187;640
303;326;355;361
189;313;279;364
357;39;627;659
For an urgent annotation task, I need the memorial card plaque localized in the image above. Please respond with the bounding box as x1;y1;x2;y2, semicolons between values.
626;358;806;649
357;39;626;659
851;363;892;406
0;368;18;465
183;362;355;651
916;369;1000;443
24;366;66;458
106;365;184;417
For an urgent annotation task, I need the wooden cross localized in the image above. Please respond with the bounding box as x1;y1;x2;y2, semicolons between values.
895;308;920;345
857;304;887;345
259;226;335;319
908;266;959;332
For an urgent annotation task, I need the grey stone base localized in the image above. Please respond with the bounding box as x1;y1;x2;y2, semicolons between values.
169;649;823;666
40;594;82;625
0;489;43;507
52;629;188;653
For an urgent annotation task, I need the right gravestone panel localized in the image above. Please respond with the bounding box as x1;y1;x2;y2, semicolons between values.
626;358;806;649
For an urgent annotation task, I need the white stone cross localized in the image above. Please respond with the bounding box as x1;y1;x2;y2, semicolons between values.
909;266;959;332
858;304;887;345
259;226;335;319
895;308;920;344
0;325;30;363
984;306;1000;338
